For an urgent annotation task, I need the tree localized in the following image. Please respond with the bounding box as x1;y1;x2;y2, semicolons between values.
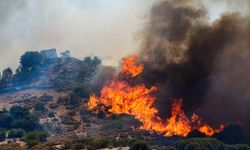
9;106;29;119
83;56;92;66
11;115;39;131
1;67;13;82
83;56;102;68
0;113;13;129
20;51;42;71
92;56;102;67
60;50;71;57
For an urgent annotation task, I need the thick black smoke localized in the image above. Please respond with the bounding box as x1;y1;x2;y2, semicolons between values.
139;0;250;133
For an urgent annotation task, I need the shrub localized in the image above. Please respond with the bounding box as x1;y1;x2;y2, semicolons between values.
213;124;243;144
175;138;224;150
11;114;39;131
61;115;80;126
34;101;46;111
39;94;53;102
24;131;48;148
0;113;13;129
72;85;91;98
9;106;29;119
69;93;81;107
48;112;55;118
8;129;25;139
0;129;6;142
26;139;39;148
67;110;76;116
129;140;150;150
174;138;250;150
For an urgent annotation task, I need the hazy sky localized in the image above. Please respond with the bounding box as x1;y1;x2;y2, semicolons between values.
0;0;249;71
0;0;155;71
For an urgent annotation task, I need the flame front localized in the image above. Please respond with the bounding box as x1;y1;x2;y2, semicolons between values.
88;55;223;137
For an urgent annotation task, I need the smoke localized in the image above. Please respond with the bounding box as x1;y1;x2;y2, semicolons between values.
139;0;250;131
0;0;154;71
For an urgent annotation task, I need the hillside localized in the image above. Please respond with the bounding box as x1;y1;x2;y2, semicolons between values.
0;53;249;150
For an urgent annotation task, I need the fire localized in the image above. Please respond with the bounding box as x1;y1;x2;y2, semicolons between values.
88;55;223;137
120;55;144;77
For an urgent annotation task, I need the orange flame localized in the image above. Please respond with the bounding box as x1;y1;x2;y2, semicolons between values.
88;55;223;137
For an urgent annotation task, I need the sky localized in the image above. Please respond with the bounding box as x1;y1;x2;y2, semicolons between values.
0;0;249;71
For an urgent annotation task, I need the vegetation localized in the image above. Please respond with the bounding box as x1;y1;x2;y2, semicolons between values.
0;50;103;92
167;138;250;150
83;56;102;68
0;129;6;142
20;51;42;72
0;106;41;132
24;131;48;148
48;112;55;118
8;129;26;139
72;85;91;98
129;140;150;150
60;50;71;57
63;137;129;150
0;67;13;88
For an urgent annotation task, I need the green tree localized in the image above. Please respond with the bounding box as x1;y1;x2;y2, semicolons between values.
11;115;39;131
20;51;42;71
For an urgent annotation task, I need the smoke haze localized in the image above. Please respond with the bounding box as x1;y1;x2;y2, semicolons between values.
0;0;155;71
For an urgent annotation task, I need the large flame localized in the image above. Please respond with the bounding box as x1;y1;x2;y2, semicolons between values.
88;55;223;137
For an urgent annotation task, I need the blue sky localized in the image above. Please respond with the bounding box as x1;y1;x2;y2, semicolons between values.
0;0;249;71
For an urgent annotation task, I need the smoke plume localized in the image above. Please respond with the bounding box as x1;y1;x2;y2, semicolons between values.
139;0;250;132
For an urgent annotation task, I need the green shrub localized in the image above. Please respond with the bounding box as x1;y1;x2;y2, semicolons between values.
8;129;25;139
24;131;48;148
11;114;39;131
